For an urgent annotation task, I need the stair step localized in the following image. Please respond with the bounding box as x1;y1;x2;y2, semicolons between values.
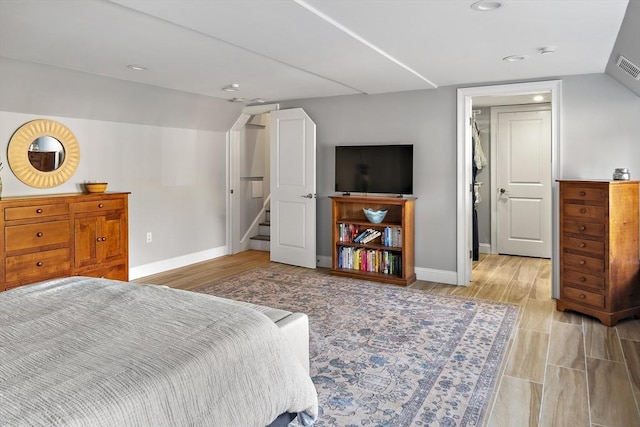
250;234;270;242
259;221;270;226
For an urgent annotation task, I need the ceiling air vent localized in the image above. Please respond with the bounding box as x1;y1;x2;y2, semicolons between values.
616;55;640;80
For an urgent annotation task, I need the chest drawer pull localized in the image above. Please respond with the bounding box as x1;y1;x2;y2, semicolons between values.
36;262;43;267
578;293;586;299
580;208;586;214
579;260;586;265
579;225;586;231
98;203;104;208
36;208;43;214
36;232;43;237
580;242;586;248
579;191;586;196
579;276;586;282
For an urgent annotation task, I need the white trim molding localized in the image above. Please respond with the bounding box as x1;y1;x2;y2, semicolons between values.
129;246;228;280
415;267;458;286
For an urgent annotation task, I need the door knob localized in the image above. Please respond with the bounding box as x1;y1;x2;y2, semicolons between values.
301;193;315;199
499;188;507;194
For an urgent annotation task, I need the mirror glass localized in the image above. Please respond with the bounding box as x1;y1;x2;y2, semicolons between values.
7;119;80;188
28;136;66;172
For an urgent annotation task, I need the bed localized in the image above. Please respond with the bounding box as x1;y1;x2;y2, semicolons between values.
0;276;318;426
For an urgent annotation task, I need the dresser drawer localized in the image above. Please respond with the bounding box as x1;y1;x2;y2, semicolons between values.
562;270;605;291
563;220;605;238
562;186;606;202
562;286;605;309
562;236;605;255
563;204;605;220
4;203;69;221
564;253;605;272
4;221;70;252
74;199;124;214
5;248;71;283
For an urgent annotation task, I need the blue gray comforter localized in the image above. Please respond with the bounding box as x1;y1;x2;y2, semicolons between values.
0;277;318;426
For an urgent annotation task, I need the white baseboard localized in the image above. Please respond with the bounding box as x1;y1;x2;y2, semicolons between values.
129;246;229;280
130;250;458;287
479;243;491;254
415;267;458;285
318;256;457;285
317;255;332;268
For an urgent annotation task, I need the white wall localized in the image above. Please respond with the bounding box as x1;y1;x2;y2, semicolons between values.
0;111;228;273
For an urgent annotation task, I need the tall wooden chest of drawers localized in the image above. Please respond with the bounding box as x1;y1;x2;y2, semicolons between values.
557;180;640;326
1;193;129;291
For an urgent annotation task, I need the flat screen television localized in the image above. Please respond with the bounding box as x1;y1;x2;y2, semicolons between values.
335;144;413;195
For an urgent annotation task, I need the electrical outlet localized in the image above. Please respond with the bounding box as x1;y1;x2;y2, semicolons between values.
146;232;152;243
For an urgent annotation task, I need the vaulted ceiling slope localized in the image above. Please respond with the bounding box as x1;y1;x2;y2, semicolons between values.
0;0;637;103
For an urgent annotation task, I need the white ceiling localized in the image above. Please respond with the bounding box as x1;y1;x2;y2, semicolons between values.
0;0;631;103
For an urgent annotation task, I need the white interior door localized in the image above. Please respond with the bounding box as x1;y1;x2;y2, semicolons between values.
270;108;316;268
496;109;551;258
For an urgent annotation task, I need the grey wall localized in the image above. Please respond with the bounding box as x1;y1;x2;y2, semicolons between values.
1;55;638;278
0;59;242;272
281;88;459;271
606;0;640;96
282;73;639;273
0;57;243;131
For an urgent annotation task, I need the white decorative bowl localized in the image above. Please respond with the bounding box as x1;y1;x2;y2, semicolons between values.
363;208;388;224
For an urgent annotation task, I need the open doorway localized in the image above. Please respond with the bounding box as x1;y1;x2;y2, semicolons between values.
456;81;562;297
227;104;279;255
472;98;552;259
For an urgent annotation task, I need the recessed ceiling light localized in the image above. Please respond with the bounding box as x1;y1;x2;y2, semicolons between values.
471;1;502;11
127;64;148;71
222;83;240;92
503;55;528;62
533;95;545;102
228;97;246;103
249;98;266;104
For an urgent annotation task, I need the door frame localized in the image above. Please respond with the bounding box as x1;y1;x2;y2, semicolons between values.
490;104;552;255
226;103;279;254
456;81;562;295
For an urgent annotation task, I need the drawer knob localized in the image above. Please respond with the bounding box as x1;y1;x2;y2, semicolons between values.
579;260;586;265
98;203;104;208
578;293;586;299
580;208;587;214
579;276;586;282
579;191;586;196
36;262;43;267
579;225;586;231
36;208;43;214
102;237;107;242
580;242;586;248
36;232;43;238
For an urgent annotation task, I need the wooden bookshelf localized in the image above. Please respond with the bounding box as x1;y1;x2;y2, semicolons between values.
330;195;416;286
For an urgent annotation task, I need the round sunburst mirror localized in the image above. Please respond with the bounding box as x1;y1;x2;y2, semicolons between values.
7;119;80;188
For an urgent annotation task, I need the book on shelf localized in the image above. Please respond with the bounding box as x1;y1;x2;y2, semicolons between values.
339;223;360;243
337;246;402;275
381;227;402;247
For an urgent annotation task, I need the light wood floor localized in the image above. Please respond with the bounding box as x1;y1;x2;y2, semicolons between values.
136;251;640;427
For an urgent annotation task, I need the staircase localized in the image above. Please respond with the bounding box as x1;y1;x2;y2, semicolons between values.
249;209;270;251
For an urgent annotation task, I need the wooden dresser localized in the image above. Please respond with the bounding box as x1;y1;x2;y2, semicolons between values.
557;180;640;326
1;192;129;291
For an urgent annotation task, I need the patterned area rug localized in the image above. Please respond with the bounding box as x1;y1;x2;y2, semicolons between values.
196;268;519;427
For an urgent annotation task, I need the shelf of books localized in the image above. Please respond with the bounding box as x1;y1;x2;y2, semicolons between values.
330;195;416;286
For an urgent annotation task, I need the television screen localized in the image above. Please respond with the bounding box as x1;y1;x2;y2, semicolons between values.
335;144;413;195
